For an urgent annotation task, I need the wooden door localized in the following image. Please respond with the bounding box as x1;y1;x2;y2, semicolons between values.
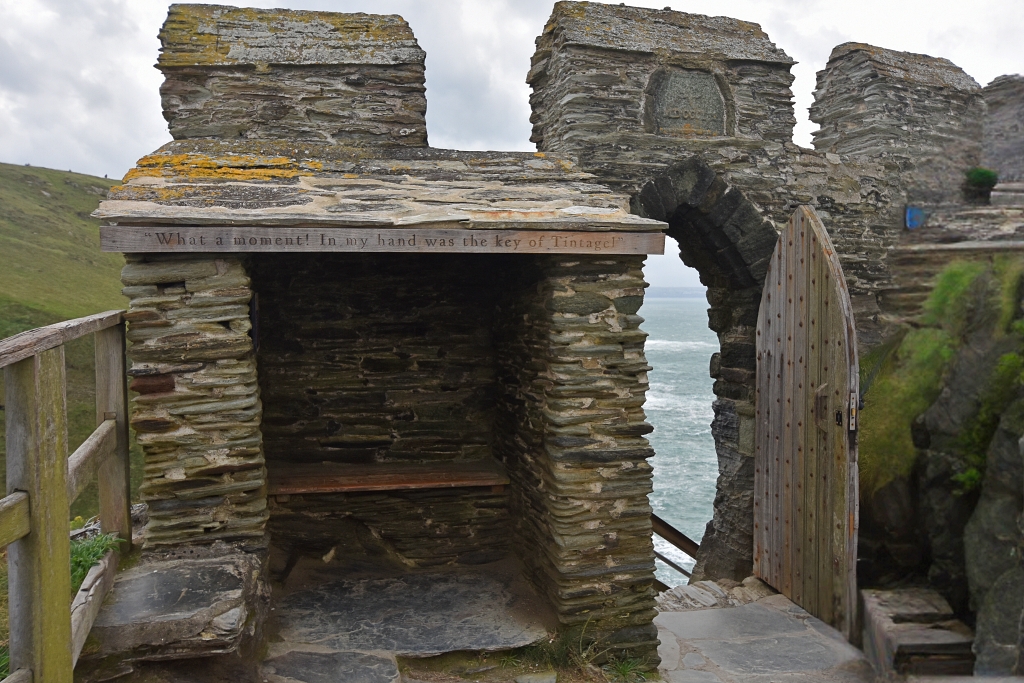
754;206;859;640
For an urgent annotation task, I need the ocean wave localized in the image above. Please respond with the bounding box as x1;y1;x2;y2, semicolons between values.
646;391;714;414
645;339;718;352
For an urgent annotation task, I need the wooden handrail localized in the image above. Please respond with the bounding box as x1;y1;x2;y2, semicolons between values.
0;492;31;548
2;312;130;681
652;513;700;560
5;668;32;683
655;550;692;579
67;419;118;503
0;310;122;369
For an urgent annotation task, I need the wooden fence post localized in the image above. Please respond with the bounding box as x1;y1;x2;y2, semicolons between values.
95;324;131;547
4;347;74;682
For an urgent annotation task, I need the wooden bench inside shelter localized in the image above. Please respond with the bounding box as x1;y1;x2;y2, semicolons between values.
267;459;510;497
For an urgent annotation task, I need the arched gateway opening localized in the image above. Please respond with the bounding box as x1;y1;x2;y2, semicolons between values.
634;158;780;581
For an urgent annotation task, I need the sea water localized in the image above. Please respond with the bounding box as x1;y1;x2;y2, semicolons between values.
639;295;719;586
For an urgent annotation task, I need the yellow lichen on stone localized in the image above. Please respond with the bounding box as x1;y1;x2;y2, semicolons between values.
123;152;315;182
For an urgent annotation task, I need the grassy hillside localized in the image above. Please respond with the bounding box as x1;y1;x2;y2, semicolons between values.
0;162;124;322
0;162;134;517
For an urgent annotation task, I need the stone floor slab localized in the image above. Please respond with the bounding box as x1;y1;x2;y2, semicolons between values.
273;561;551;657
656;603;807;641
262;650;400;683
656;588;875;683
85;552;260;661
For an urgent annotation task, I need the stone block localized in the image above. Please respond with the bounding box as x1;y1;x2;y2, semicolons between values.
84;549;265;662
157;5;427;146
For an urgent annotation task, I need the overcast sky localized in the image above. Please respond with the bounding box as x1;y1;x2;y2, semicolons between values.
1;0;1021;287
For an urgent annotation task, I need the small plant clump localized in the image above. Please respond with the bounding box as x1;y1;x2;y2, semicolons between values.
964;166;999;189
70;533;122;595
602;657;648;682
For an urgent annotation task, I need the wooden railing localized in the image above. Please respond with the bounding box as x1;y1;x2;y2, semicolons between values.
652;513;700;587
0;311;130;683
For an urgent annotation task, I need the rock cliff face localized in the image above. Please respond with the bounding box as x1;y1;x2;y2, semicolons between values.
984;75;1024;183
966;402;1024;674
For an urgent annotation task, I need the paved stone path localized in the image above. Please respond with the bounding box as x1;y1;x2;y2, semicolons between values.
656;591;876;682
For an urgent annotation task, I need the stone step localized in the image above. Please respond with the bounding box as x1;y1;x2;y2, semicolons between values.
862;588;975;678
992;182;1024;206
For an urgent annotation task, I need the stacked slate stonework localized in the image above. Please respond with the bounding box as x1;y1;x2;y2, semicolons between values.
526;2;1009;584
494;254;658;658
158;4;428;146
527;1;908;580
810;42;984;206
123;255;267;545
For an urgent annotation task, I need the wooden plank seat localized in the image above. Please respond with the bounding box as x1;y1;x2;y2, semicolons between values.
267;459;509;496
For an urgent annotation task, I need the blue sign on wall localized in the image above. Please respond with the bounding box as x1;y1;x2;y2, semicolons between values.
905;206;927;230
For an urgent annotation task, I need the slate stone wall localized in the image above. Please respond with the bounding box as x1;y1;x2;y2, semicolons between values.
250;253;510;563
157;5;428;146
494;254;660;662
121;255;268;547
250;254;501;467
810;42;984;206
983;75;1024;183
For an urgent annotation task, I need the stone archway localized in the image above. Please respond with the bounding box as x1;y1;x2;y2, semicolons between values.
633;157;779;581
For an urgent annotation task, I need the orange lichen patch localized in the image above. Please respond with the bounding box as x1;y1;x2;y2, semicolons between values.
123;153;319;182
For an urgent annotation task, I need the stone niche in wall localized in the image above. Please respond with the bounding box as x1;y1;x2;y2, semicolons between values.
251;252;514;565
643;69;728;137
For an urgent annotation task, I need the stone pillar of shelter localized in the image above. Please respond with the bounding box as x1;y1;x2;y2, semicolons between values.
495;254;660;663
122;255;267;547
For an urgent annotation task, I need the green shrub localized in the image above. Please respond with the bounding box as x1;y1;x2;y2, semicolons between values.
965;167;999;189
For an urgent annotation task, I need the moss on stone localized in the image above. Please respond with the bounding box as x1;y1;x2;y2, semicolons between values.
859;327;955;495
859;257;1024;496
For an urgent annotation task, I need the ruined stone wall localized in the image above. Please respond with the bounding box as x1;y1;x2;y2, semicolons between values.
122;255;267;547
157;5;427;145
810;42;984;206
251;253;510;564
526;2;942;583
494;254;659;661
983;75;1024;183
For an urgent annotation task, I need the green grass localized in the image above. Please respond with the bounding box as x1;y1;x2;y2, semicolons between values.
70;534;123;595
0;162;142;516
0;163;123;320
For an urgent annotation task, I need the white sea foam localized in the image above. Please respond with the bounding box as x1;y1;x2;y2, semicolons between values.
645;339;718;352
